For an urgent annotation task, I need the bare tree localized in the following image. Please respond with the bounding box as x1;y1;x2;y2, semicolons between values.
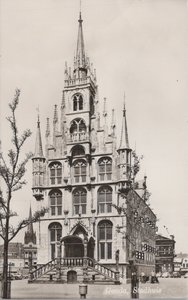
0;89;47;299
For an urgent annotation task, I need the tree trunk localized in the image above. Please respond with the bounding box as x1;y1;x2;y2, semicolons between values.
2;216;10;299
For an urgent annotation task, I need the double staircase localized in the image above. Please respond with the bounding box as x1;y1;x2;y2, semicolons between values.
29;257;120;284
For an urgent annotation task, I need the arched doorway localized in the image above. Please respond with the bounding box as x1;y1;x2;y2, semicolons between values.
67;270;77;283
63;236;84;257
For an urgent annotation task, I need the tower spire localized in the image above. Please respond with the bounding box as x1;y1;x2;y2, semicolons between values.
24;205;36;244
28;205;34;235
119;95;130;150
74;7;87;75
34;115;44;157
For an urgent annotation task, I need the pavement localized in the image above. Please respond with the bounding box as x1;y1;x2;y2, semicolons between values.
9;278;188;299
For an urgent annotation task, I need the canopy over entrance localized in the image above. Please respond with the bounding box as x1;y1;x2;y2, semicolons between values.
63;235;84;257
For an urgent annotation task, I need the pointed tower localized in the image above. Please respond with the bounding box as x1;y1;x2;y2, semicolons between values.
32;116;45;201
24;206;36;245
74;12;87;79
117;101;132;186
63;10;98;157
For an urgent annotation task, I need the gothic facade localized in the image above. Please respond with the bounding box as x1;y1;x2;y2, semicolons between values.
32;11;157;280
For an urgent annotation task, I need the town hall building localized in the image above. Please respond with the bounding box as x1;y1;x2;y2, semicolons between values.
31;10;157;283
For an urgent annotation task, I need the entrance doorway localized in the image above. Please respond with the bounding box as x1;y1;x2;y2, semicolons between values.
64;236;84;257
67;270;77;283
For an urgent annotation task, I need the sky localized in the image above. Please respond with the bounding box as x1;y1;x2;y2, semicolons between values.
0;0;188;253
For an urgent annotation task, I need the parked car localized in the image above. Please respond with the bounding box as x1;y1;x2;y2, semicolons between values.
184;272;188;278
162;272;170;278
10;273;22;280
172;272;181;278
14;273;22;280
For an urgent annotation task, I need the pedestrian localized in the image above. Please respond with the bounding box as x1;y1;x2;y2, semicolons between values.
140;271;145;283
151;270;155;283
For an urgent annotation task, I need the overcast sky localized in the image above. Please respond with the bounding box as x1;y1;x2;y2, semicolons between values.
0;0;188;253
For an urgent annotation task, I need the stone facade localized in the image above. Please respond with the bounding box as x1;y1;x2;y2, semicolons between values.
155;234;176;274
32;11;157;278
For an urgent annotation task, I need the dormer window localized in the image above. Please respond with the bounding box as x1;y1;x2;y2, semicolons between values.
73;94;83;111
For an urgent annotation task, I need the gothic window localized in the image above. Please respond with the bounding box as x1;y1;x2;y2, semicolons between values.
98;157;112;181
73;160;86;183
90;96;94;115
98;186;112;214
70;118;87;142
49;190;62;216
70;119;86;134
49;162;62;185
73;94;83;111
72;145;85;157
49;222;62;260
98;221;112;260
73;188;87;215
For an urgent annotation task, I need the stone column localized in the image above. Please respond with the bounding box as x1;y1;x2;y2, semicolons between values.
56;242;61;281
83;239;88;282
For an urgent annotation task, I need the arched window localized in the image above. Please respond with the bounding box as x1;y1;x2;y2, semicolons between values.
73;188;87;215
98;186;112;214
49;162;62;185
70;119;86;142
73;94;83;111
72;145;85;157
73;160;86;183
49;222;62;260
49;190;62;216
98;221;112;260
98;157;112;181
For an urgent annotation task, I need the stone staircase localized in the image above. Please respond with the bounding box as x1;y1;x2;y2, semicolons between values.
29;257;120;284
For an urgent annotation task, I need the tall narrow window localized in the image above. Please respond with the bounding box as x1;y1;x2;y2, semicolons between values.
49;162;62;185
49;223;62;260
98;186;112;214
90;96;94;115
98;221;112;260
98;157;112;181
49;190;62;216
73;188;87;215
73;160;87;183
73;94;83;111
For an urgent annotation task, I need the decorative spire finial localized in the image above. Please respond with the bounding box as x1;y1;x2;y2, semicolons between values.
123;92;126;117
103;97;107;117
118;96;130;150
34;113;44;157
45;117;50;138
53;105;58;123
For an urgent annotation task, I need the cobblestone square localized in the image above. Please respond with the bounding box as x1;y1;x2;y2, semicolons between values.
10;278;188;299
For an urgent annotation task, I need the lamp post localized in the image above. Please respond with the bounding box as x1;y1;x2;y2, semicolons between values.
129;258;139;299
28;251;33;282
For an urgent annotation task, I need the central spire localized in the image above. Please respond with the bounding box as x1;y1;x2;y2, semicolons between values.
74;10;87;76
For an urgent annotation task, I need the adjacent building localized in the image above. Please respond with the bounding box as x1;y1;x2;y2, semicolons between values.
155;234;176;274
180;258;188;275
31;10;157;282
0;243;24;274
23;207;37;270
